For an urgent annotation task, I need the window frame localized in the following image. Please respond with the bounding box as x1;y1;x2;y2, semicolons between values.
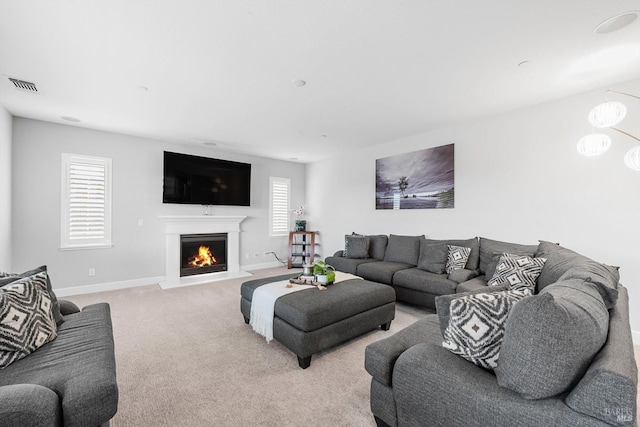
269;176;290;237
60;153;113;250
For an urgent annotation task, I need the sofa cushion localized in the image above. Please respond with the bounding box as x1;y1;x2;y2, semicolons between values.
487;253;546;291
565;286;638;425
455;276;489;293
383;235;422;265
0;303;118;426
479;237;537;275
365;314;442;386
324;256;378;276
443;288;532;369
0;266;63;325
393;268;457;296
535;241;618;308
0;271;58;368
357;261;414;284
368;235;389;260
495;279;609;399
435;283;507;337
445;245;471;274
344;235;370;259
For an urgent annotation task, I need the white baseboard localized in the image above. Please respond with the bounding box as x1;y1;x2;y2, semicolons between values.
159;270;252;289
55;276;165;297
633;330;640;346
240;261;286;271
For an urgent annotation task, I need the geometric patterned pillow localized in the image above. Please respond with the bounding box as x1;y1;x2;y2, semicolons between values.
487;253;547;292
442;288;532;369
0;271;58;369
445;245;471;274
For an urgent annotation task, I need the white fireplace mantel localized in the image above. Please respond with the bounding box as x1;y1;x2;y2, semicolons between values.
158;215;251;288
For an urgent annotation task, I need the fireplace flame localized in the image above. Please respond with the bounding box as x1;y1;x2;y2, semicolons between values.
189;245;216;268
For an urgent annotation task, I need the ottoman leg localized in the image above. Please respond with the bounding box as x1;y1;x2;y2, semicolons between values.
243;316;249;324
297;356;312;369
381;321;392;331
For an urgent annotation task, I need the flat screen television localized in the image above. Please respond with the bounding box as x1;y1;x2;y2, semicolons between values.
163;151;251;206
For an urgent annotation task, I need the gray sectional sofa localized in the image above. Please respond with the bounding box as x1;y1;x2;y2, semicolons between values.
0;267;118;427
327;235;638;426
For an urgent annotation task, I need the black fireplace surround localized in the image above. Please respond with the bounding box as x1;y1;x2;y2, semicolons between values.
180;233;227;277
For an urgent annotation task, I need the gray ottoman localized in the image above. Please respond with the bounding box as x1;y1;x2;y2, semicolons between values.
241;274;396;368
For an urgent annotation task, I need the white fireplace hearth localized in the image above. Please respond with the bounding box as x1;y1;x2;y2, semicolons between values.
158;215;251;288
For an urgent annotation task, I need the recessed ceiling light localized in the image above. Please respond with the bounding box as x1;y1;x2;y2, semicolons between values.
61;116;80;122
137;85;149;92
292;79;306;87
595;11;639;34
289;157;299;160
203;141;217;147
517;60;531;68
321;134;328;138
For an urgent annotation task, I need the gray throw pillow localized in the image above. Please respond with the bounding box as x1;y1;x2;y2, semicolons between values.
0;265;63;325
487;253;547;292
479;237;537;275
445;245;471;274
495;279;609;400
417;241;448;274
442;288;532;369
383;234;423;265
344;235;370;259
0;271;58;368
535;241;619;307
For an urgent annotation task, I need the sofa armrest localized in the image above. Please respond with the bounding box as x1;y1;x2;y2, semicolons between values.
0;384;61;426
447;268;477;284
334;250;344;257
58;299;80;315
393;343;598;426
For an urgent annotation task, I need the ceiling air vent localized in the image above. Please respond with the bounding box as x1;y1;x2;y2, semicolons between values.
9;78;38;93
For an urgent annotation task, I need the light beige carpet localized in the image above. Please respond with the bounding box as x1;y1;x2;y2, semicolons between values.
67;267;640;427
66;267;430;426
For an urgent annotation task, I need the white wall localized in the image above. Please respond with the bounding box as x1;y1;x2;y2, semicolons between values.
307;79;640;335
11;118;305;288
0;106;11;271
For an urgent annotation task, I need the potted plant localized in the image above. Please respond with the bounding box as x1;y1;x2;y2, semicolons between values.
313;260;336;284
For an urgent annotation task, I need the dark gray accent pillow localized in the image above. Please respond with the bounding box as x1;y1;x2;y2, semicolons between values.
383;234;423;265
479;237;537;274
0;265;63;325
495;279;609;400
417;241;448;274
367;235;389;261
535;241;619;308
344;235;370;259
418;237;479;273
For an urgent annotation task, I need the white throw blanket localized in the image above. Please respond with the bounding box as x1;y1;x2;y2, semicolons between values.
250;273;362;342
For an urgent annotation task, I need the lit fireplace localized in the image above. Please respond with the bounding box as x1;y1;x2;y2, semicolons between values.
180;233;227;277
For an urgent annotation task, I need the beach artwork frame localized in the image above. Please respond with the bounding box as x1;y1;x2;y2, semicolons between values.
375;143;454;210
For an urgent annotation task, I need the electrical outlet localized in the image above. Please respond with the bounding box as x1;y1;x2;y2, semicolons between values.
245;253;250;259
88;268;95;276
138;219;144;226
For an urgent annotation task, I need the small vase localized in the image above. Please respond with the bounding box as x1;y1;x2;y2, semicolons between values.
295;220;307;231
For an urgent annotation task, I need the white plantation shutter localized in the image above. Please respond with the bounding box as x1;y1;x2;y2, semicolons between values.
61;154;112;249
269;177;290;236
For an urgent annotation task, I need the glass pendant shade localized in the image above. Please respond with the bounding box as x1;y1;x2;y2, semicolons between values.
624;146;640;171
588;101;627;128
577;134;612;156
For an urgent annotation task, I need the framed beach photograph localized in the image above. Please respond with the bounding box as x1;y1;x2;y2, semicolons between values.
375;143;454;210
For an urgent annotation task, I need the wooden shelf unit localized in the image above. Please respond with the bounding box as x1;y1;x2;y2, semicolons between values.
287;231;317;269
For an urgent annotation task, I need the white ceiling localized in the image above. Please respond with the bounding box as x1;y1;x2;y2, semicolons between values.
1;1;639;163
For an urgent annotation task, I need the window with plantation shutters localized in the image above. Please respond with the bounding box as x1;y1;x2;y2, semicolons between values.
269;177;290;237
61;154;113;249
